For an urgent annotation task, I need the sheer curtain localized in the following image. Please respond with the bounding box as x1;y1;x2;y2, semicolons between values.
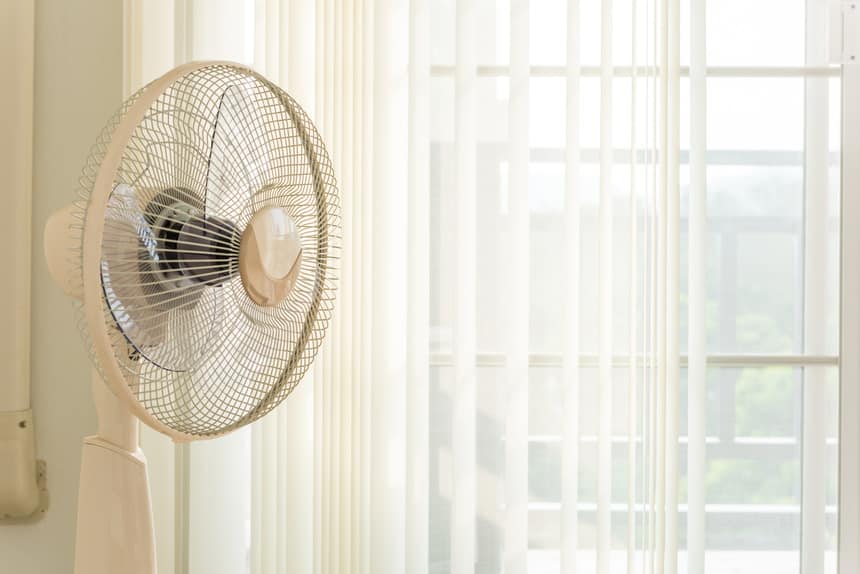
123;1;843;574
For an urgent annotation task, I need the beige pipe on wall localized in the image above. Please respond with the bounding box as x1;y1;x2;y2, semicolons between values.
0;0;40;520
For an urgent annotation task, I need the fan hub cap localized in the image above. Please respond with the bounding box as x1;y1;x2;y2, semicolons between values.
239;206;303;307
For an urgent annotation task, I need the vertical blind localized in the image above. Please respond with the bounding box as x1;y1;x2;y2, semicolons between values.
124;0;843;573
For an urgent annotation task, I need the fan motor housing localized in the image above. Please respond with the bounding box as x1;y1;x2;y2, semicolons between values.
144;189;239;291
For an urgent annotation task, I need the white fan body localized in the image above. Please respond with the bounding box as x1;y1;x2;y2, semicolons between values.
44;61;330;574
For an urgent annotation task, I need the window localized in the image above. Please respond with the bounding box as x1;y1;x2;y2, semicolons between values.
427;0;840;572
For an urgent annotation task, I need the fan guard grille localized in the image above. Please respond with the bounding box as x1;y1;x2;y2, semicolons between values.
71;63;340;438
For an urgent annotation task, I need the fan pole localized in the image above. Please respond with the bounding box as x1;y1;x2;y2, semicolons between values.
73;369;156;574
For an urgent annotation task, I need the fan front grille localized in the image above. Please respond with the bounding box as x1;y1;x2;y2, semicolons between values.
73;64;340;438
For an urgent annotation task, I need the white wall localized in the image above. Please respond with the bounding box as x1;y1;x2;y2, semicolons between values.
0;0;123;572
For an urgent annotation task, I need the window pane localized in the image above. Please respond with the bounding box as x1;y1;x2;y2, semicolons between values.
429;366;453;573
676;366;839;574
702;367;800;573
530;162;564;353
706;165;803;355
430;0;454;66
477;368;505;573
705;0;805;67
477;0;509;66
429;365;509;574
476;78;509;353
530;0;565;65
430;77;455;354
530;78;565;149
579;0;603;66
708;78;804;151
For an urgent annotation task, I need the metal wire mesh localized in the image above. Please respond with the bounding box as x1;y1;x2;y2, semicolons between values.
71;64;340;438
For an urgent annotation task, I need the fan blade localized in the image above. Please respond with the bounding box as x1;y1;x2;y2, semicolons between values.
205;83;269;222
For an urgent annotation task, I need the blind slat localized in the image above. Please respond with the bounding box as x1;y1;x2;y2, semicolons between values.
505;0;530;572
406;0;430;572
313;0;328;571
370;0;410;571
664;0;682;571
597;0;614;572
279;0;318;574
359;0;374;571
562;0;582;572
352;1;369;573
338;0;356;571
331;0;345;570
645;0;659;569
452;0;477;572
654;0;669;570
686;0;706;569
628;0;640;570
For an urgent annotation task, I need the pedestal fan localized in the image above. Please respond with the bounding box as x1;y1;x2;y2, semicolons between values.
43;61;339;574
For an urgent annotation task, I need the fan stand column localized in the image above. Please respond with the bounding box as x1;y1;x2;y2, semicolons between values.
73;369;156;574
90;369;138;450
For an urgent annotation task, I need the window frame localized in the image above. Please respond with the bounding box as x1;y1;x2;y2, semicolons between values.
838;61;860;574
